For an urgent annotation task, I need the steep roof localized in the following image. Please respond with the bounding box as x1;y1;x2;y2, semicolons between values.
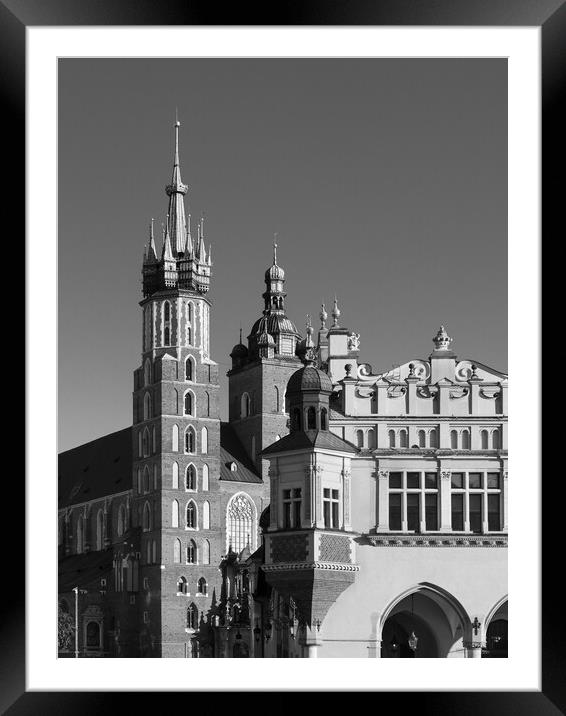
58;427;132;509
219;423;263;484
261;429;358;456
58;549;115;593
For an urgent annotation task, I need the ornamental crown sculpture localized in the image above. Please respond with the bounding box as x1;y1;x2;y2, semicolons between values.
433;325;452;351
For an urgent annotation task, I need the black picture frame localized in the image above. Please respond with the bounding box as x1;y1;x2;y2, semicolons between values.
7;0;558;711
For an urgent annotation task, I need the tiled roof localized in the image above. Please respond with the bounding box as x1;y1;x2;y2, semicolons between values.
261;430;358;456
58;427;132;509
219;423;263;483
58;549;115;593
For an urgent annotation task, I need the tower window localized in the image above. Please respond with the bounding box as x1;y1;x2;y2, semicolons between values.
201;427;208;454
307;407;316;430
186;501;197;529
202;539;210;565
197;577;207;595
177;576;188;595
187;604;198;630
202;464;209;491
187;539;197;563
202;501;210;529
283;488;302;529
142;502;151;532
481;429;489;449
323;488;339;529
184;391;194;416
174;538;181;563
185;427;195;454
185;357;194;381
172;500;179;528
292;408;301;431
321;408;328;431
356;429;364;448
241;393;250;418
186;465;196;491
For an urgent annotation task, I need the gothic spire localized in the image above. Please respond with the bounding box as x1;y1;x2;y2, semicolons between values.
161;215;174;261
146;218;158;263
165;117;188;256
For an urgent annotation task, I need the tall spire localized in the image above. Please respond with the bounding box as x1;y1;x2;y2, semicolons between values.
161;215;174;261
165;116;188;256
146;218;158;263
273;233;278;265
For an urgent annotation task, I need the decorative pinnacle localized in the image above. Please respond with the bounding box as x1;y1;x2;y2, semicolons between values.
320;303;328;329
433;325;453;351
332;296;341;327
273;233;278;264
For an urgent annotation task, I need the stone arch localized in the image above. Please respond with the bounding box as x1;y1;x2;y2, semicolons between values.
485;594;508;630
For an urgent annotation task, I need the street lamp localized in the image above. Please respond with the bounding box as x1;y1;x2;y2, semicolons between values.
72;587;87;658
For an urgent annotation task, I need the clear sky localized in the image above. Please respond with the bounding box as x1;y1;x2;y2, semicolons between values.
58;58;507;452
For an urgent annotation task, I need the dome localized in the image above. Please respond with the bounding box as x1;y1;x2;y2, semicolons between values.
287;365;333;395
250;314;299;339
230;343;248;358
265;263;285;281
257;330;275;346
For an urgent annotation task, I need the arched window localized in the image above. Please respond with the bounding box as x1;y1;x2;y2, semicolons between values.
142;427;150;457
462;430;471;450
202;539;210;565
202;464;209;491
292;408;301;431
186;501;197;529
186;464;196;491
429;429;438;448
177;576;187;594
321;408;328;431
418;430;426;448
274;386;280;412
185;356;193;381
172;500;179;528
143;466;150;493
399;429;408;448
187;301;193;322
144;359;152;386
86;621;101;650
142;502;151;532
184;391;194;416
152;540;157;563
450;430;458;449
492;430;500;449
205;392;210;417
227;493;255;553
388;430;396;448
201;427;208;454
481;430;489;449
172;461;179;489
143;392;152;420
96;510;104;551
187;603;198;630
202;501;210;530
172;425;179;452
76;516;84;554
185;427;195;454
367;428;376;448
241;393;250;418
307;407;317;430
187;539;197;563
163;301;171;346
152;426;156;454
197;577;207;595
356;429;364;448
117;505;125;537
173;538;181;563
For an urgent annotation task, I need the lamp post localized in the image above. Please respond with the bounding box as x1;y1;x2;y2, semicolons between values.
72;586;87;658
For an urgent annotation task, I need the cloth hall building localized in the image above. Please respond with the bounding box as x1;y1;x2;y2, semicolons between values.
58;123;508;659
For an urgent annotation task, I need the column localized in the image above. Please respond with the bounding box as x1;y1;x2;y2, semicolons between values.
342;468;352;531
439;470;452;532
464;489;470;532
419;481;426;533
368;639;381;658
464;642;483;658
314;464;324;528
502;469;508;531
300;626;322;658
482;480;489;533
376;469;389;532
401;487;408;532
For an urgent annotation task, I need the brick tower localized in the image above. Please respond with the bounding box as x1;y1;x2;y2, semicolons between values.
227;240;303;478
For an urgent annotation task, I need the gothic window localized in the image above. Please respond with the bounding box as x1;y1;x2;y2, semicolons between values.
146;540;152;564
86;621;101;650
307;407;317;430
201;464;209;491
201;427;208;454
143;358;152;386
202;539;210;565
241;393;250;418
274;386;280;412
96;510;104;551
136;468;142;494
367;428;376;449
172;425;179;452
117;505;125;537
492;430;500;449
185;427;196;454
177;576;187;595
142;502;151;532
356;429;364;448
197;577;207;595
418;430;426;448
450;430;458;449
173;538;181;563
321;408;328;431
205;392;210;417
251;436;256;463
388;430;396;448
187;603;198;630
142;428;150;457
172;500;179;528
186;501;197;529
187;539;197;563
143;466;150;493
202;501;210;529
163;301;171;346
76;516;84;554
186;464;197;491
227;493;256;553
184;391;194;416
143;392;152;420
172;461;179;489
481;429;489;449
185;356;194;381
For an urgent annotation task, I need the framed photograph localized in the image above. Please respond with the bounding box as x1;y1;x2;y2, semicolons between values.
8;0;557;710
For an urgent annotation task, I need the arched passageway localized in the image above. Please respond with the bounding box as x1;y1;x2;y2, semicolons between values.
483;600;508;658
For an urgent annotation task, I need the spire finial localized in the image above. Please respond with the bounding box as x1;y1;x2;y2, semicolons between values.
320;302;328;329
174;113;180;167
433;325;452;351
332;296;341;328
239;325;243;344
273;233;278;264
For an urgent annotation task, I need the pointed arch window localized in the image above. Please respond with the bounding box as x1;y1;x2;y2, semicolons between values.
202;464;209;491
117;505;126;537
202;501;210;530
163;301;171;346
138;431;143;457
197;577;207;595
152;426;156;454
96;510;104;551
186;464;197;491
173;538;181;563
274;386;280;412
172;424;179;452
172;500;179;528
143;392;152;420
152;540;157;563
143;358;152;386
142;428;150;457
184;391;194;417
142;502;151;532
187;603;198;630
185;427;196;454
76;516;84;554
143;466;150;493
226;493;256;554
171;461;179;489
202;539;210;565
307;407;317;430
201;427;208;454
177;576;188;595
146;540;152;564
187;539;197;563
186;501;197;530
205;392;210;417
185;356;194;382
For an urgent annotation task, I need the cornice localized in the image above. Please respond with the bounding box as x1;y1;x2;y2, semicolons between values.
364;534;507;548
262;562;360;572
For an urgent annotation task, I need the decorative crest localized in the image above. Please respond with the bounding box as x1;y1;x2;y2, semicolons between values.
433;325;453;351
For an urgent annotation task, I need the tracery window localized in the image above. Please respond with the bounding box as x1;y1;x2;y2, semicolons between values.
187;603;198;630
186;464;197;491
227;493;255;553
186;501;197;529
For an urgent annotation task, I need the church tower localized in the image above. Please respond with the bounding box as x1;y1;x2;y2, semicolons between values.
227;240;302;477
131;120;221;657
